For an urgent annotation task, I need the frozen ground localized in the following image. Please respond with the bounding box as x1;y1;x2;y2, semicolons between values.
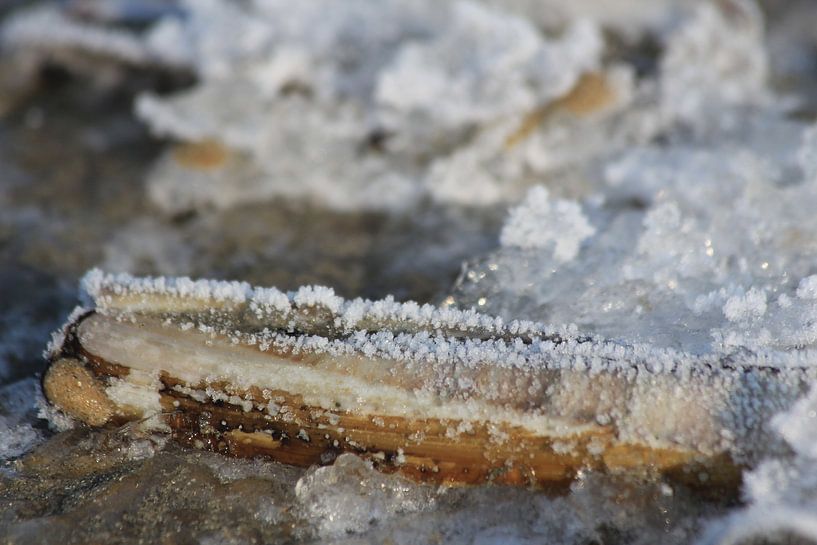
2;0;817;543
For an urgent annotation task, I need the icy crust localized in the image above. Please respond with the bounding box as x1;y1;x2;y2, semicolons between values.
454;114;817;359
75;269;814;462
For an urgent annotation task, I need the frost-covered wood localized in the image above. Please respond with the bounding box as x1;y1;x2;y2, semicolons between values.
43;270;813;491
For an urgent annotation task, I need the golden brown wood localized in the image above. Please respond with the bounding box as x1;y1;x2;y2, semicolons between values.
504;72;616;149
172;139;230;170
44;347;742;493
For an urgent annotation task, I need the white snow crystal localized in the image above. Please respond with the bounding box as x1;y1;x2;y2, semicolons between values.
499;186;595;262
796;275;817;300
722;288;767;322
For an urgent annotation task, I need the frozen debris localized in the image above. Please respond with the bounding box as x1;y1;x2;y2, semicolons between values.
1;0;789;213
295;454;435;538
128;0;616;212
499;186;595;262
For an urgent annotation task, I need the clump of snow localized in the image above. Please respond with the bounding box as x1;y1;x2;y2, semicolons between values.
126;0;612;212
499;186;595;262
7;0;777;214
0;378;45;460
376;6;601;132
722;288;767;323
659;0;769;128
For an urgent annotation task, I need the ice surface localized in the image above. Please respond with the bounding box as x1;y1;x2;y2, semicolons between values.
453;119;817;358
292;467;715;544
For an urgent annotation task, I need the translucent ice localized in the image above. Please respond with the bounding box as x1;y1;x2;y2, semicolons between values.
295;454;436;538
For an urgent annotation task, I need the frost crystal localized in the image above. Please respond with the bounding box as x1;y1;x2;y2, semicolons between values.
500;186;595;262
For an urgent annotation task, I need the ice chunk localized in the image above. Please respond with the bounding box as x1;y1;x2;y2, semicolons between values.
376;4;602;132
295;454;436;537
452;119;817;356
